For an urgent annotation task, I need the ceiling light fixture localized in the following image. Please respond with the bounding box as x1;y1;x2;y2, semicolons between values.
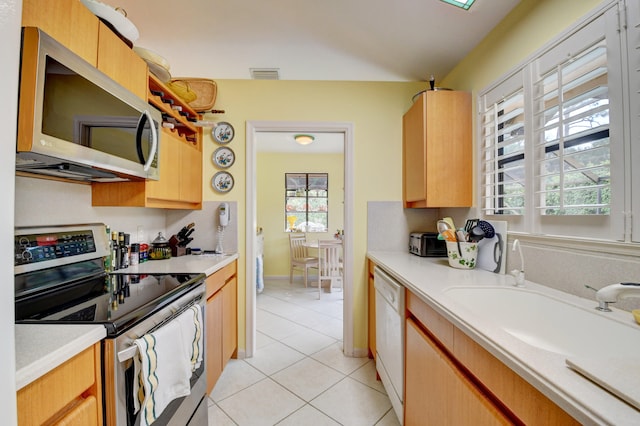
294;134;315;145
440;0;476;10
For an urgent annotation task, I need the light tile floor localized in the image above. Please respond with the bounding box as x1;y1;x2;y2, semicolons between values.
208;277;401;426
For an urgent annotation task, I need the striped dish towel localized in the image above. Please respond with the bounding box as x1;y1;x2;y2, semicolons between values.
133;305;203;426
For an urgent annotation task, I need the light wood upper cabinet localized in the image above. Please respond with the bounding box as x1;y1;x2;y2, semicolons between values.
22;0;147;100
22;0;99;66
97;22;148;99
403;90;472;208
92;129;203;209
17;343;102;426
146;130;182;201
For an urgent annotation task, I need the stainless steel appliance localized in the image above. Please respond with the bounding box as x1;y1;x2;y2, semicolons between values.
14;224;207;426
409;232;447;257
374;266;404;423
16;27;161;182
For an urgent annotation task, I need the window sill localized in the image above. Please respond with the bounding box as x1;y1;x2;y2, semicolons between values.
507;233;640;258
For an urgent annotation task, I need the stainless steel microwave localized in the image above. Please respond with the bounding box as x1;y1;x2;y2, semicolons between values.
16;27;161;182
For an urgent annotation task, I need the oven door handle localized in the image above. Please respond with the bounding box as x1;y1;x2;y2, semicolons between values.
116;294;203;363
117;344;139;362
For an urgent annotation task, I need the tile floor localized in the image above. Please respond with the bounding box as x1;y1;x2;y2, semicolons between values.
207;277;401;426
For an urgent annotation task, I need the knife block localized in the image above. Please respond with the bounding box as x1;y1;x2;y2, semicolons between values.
169;235;188;257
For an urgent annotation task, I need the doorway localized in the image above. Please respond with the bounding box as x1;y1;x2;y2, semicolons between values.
245;121;354;358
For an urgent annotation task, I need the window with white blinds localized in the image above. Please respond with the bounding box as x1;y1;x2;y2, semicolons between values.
533;40;610;216
481;86;525;215
477;1;631;240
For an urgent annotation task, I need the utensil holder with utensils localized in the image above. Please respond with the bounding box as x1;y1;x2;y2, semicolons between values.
446;241;478;269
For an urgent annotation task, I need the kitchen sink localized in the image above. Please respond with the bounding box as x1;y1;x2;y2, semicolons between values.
442;286;640;357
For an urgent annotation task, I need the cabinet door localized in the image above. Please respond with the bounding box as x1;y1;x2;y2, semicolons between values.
97;22;148;100
402;91;472;208
56;395;99;426
403;93;427;204
17;344;101;426
147;130;181;201
206;292;223;395
22;0;99;65
222;277;238;363
179;142;202;203
405;319;511;426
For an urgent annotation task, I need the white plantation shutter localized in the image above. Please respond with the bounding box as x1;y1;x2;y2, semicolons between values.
480;75;525;215
629;0;640;241
478;3;627;240
533;39;611;215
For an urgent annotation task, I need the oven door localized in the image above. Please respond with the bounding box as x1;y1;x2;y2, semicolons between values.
103;281;206;426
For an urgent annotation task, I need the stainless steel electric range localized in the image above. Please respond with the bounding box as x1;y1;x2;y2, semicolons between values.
15;223;207;426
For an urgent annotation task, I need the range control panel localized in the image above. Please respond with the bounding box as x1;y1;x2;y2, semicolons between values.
15;229;97;266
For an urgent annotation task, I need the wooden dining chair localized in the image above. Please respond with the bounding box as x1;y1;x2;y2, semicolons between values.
289;233;318;287
317;240;343;299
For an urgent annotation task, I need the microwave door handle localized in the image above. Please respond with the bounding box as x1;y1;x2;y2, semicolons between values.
136;110;158;172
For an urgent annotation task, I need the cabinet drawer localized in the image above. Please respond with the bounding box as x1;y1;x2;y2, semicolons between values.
406;290;454;349
17;345;98;426
206;261;237;298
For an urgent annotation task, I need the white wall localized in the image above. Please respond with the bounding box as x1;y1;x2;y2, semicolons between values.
15;177;166;241
2;1;21;422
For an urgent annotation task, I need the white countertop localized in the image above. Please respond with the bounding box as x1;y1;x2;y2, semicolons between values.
15;253;238;390
368;251;640;426
120;252;238;276
15;324;106;390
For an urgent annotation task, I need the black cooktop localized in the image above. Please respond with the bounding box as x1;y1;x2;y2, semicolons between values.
15;257;205;336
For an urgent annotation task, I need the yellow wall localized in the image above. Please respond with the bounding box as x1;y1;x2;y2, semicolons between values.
257;152;344;276
442;0;603;91
203;80;424;352
204;0;604;354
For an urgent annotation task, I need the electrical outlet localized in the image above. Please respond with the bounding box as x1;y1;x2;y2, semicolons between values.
137;225;144;243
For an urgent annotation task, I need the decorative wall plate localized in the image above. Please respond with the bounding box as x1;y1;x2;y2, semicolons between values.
212;122;234;144
213;146;235;168
212;171;234;193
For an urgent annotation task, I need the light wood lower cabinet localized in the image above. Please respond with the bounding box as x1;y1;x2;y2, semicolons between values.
205;261;238;394
405;319;511;426
17;343;103;426
405;290;579;426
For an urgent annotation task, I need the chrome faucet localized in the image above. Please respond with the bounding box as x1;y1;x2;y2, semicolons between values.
587;282;640;312
509;239;525;287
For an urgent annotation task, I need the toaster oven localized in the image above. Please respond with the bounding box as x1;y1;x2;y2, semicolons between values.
409;232;447;257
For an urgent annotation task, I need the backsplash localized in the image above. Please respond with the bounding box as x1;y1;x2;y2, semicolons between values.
15;176;166;242
368;201;640;312
15;176;237;253
367;201;439;251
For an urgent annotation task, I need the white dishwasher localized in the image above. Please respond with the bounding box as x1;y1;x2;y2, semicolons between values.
374;266;405;423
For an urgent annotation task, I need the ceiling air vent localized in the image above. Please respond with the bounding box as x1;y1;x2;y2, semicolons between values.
250;68;280;80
